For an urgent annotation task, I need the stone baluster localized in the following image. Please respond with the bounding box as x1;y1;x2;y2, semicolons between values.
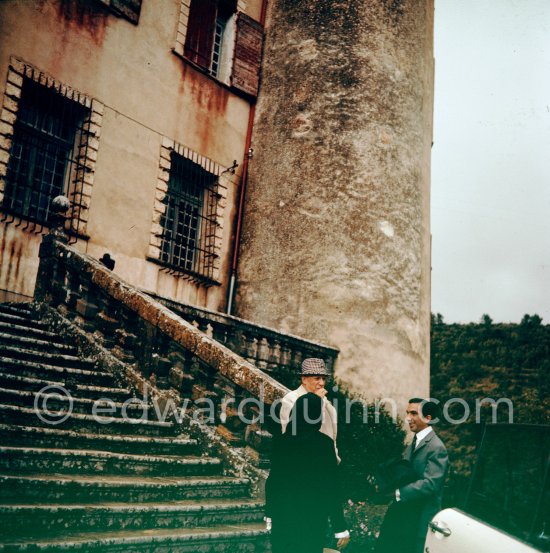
212;322;228;345
280;342;292;370
291;347;303;374
256;337;269;370
243;333;258;365
168;347;195;395
189;347;218;405
268;339;281;374
113;308;138;364
133;319;156;379
196;319;210;337
216;382;248;446
95;291;120;349
64;266;81;313
148;332;172;389
225;325;243;356
75;278;100;333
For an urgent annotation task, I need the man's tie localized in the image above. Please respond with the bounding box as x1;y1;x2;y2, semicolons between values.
409;434;417;459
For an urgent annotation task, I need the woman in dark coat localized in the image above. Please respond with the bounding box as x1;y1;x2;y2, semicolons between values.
265;393;349;553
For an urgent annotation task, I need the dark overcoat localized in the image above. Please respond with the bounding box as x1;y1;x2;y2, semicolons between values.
265;429;346;553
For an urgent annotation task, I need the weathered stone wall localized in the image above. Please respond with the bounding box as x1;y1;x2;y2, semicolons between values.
0;223;42;302
0;0;261;311
236;0;434;408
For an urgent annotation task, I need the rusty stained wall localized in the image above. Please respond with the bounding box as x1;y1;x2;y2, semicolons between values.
0;0;260;309
0;223;41;302
236;0;434;410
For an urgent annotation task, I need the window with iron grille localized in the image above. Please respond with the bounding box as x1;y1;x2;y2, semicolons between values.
2;78;89;229
159;152;221;282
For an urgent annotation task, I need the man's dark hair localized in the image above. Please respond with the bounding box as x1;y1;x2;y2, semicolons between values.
408;397;439;421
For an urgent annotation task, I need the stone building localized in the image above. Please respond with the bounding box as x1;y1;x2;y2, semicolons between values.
0;0;264;312
0;0;434;548
237;0;435;408
0;0;434;408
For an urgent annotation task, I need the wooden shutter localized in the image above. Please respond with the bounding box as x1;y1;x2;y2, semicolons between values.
184;0;217;70
231;12;264;97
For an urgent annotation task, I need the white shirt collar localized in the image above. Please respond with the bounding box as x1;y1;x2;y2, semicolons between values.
414;426;433;447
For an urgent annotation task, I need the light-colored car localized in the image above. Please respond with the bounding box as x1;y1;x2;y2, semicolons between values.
424;424;549;553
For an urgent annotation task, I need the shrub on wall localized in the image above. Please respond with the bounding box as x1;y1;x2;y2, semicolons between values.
333;381;406;551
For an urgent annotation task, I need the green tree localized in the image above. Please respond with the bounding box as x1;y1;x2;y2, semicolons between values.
481;313;493;326
430;314;550;507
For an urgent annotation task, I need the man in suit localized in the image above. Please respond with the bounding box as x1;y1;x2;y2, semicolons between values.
376;398;449;553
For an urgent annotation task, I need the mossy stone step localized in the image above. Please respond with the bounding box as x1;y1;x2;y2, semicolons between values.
0;303;34;317
0;522;270;552
0;473;250;504
0;500;264;539
0;446;222;478
0;357;115;387
0;387;158;418
0;311;48;329
0;321;69;345
0;332;77;355
0;424;197;456
0;404;176;437
0;372;131;401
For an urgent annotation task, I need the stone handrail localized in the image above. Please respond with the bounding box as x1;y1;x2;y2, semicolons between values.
34;236;289;404
34;234;292;466
143;291;339;390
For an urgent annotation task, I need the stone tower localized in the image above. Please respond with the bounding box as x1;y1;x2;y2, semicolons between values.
236;0;434;410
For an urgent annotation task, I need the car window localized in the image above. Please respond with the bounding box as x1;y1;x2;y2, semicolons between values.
465;424;549;548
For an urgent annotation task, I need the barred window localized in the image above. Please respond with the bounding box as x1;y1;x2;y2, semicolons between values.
159;153;221;283
3;78;89;228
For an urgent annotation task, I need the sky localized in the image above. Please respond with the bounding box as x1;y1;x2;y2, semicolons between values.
431;0;550;324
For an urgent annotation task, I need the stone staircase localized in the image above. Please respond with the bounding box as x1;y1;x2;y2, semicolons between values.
0;302;269;551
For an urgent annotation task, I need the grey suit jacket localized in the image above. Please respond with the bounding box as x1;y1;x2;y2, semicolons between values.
398;429;449;539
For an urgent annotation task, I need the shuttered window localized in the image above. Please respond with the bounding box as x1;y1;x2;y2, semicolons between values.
181;0;263;97
231;12;263;97
184;0;218;70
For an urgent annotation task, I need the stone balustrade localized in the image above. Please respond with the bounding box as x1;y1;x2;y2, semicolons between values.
33;233;298;467
144;292;339;390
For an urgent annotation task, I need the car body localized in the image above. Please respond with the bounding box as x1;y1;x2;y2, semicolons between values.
424;424;549;553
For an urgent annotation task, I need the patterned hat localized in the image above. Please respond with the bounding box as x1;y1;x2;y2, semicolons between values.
299;357;331;376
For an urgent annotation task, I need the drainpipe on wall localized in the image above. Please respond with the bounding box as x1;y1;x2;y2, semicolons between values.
226;0;268;316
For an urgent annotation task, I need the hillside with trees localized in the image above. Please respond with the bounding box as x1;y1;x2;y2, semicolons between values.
430;313;550;504
326;314;549;551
